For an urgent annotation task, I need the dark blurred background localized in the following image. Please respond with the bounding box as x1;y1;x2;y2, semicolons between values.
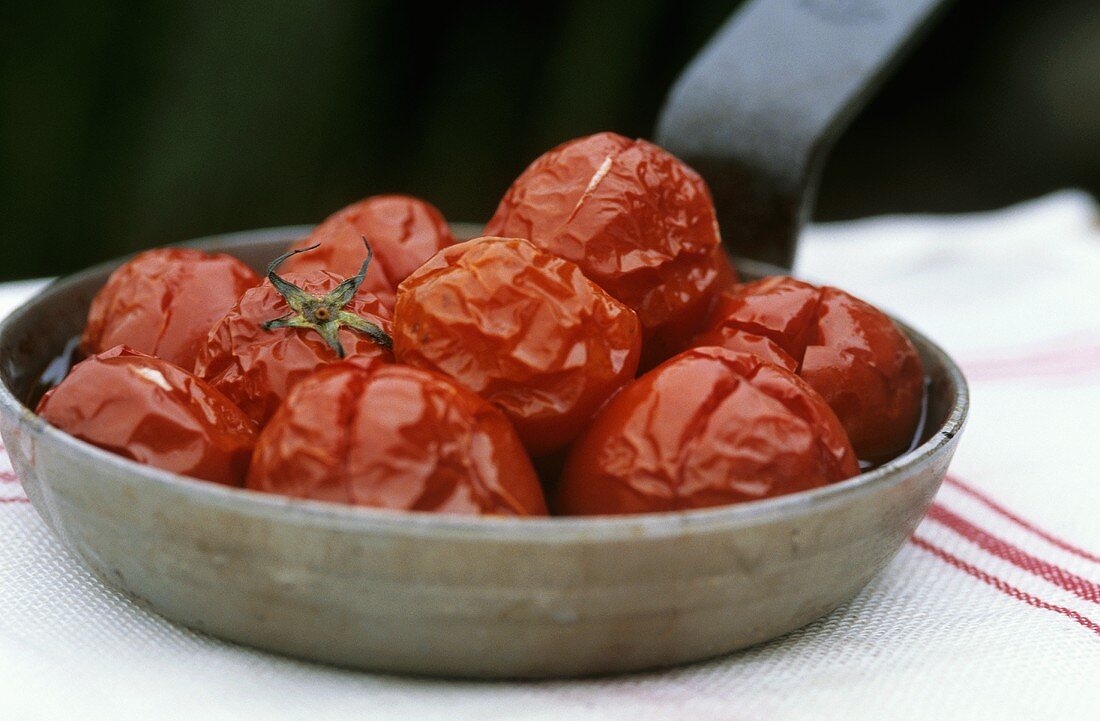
2;0;1099;280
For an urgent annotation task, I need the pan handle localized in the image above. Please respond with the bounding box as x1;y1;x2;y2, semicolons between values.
655;0;953;268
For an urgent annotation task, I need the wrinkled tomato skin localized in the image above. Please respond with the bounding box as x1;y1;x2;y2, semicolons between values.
692;276;925;461
281;195;455;309
801;287;925;461
247;363;547;516
194;270;394;426
693;276;819;373
484;132;730;369
81;248;260;369
557;347;859;516
37;346;256;486
393;236;641;457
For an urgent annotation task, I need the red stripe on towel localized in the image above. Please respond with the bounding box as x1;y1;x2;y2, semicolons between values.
925;502;1100;604
945;475;1100;565
910;535;1100;637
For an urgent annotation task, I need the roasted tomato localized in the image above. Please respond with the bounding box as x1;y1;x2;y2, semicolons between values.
557;347;859;515
485;131;731;368
393;236;641;456
280;194;455;308
693;276;925;460
37;346;255;485
247;362;547;516
81;248;259;369
194;246;394;426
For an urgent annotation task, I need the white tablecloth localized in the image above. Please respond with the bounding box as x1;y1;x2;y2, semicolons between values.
2;192;1098;720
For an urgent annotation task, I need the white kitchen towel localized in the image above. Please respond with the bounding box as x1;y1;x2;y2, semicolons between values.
1;191;1098;720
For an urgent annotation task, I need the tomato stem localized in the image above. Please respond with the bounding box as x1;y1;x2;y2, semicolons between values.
261;237;393;358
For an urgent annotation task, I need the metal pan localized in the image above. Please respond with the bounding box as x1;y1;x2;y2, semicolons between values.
0;226;967;678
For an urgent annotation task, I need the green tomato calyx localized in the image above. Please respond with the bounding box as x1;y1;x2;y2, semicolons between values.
261;237;393;358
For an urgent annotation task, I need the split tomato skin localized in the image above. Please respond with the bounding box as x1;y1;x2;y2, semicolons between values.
81;248;260;369
693;276;818;373
557;347;859;516
280;195;455;308
693;276;925;461
193;270;394;426
484;131;730;368
37;346;256;486
393;236;642;457
247;363;547;516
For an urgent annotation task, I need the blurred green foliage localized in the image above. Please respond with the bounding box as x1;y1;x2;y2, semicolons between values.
2;0;1099;280
0;1;730;278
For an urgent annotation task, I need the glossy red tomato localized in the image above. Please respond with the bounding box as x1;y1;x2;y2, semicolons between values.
81;248;259;369
393;236;641;456
484;131;732;368
693;276;925;460
280;195;455;308
557;347;859;515
194;270;394;426
37;346;256;485
247;362;547;516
